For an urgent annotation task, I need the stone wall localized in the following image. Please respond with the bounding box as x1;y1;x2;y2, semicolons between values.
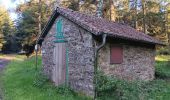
42;16;94;96
42;24;55;78
42;13;156;97
98;43;155;81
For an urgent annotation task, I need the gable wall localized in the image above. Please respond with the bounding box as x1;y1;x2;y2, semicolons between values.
98;43;155;81
42;16;95;96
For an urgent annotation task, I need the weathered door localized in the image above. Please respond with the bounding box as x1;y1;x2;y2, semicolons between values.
52;43;66;85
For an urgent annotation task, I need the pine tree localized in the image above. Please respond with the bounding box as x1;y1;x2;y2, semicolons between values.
0;5;13;51
166;4;170;47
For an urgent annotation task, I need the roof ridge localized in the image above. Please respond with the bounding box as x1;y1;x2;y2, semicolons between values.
38;7;164;45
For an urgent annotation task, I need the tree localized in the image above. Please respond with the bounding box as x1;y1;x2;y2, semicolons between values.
15;0;55;54
166;4;170;47
0;5;17;53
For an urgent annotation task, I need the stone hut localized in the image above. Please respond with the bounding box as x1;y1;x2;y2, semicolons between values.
37;7;162;96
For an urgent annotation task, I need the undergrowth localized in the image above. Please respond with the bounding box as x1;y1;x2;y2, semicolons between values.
96;55;170;100
1;55;170;100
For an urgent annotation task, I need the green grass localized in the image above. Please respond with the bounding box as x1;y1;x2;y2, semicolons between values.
97;73;170;100
1;55;91;100
155;55;170;78
97;55;170;100
1;55;170;100
156;55;170;61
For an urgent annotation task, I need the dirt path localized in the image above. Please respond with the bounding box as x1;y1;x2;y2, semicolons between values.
0;59;10;70
0;59;10;100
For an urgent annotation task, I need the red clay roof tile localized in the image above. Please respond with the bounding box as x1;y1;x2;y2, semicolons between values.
37;7;163;45
56;7;162;45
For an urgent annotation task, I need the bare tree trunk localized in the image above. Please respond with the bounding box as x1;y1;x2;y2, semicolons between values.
35;0;42;70
142;0;146;33
109;0;112;20
167;5;170;53
164;4;170;66
109;0;116;21
55;0;62;7
134;0;138;29
96;0;103;18
38;0;42;35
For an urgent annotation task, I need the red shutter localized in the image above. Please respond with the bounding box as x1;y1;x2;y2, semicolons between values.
110;45;123;64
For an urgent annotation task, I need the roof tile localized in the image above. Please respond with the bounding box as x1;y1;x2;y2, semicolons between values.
55;7;162;45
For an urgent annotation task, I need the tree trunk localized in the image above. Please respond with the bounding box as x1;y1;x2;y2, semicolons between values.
35;0;42;70
109;0;116;21
38;0;42;36
55;0;62;7
134;0;138;29
165;4;170;66
142;0;146;33
96;0;103;18
167;5;170;47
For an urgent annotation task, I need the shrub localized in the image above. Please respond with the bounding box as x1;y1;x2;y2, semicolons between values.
96;71;170;100
96;71;142;100
55;85;74;95
33;71;49;88
155;61;170;79
157;48;170;55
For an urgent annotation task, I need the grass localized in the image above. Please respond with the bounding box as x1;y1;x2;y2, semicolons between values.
1;55;91;100
155;55;170;78
155;55;170;61
148;55;170;100
97;55;170;100
97;73;170;100
1;54;170;100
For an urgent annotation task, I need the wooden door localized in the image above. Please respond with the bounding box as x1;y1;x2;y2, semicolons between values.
52;43;66;85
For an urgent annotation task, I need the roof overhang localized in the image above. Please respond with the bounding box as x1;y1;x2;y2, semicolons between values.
37;9;59;45
37;7;165;46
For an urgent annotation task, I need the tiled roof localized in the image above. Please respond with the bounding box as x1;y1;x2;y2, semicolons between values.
38;7;163;45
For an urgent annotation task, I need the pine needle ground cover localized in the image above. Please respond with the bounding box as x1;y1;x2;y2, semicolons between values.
1;55;91;100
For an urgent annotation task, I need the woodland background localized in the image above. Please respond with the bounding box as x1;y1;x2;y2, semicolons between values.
0;0;169;54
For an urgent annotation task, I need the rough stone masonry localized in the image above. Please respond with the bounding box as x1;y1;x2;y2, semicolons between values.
98;43;155;81
42;16;95;96
40;7;161;97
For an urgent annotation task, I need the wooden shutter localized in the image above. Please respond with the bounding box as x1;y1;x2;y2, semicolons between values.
110;45;123;64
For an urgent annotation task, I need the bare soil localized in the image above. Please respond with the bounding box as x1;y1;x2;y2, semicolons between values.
0;59;10;70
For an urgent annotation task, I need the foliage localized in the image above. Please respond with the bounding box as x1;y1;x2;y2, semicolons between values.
96;55;170;100
156;47;170;55
55;85;78;96
0;5;12;38
58;0;169;46
15;0;55;53
1;55;91;100
0;0;169;53
96;71;141;100
155;55;170;79
1;56;170;100
0;5;19;53
2;0;166;54
33;71;49;88
96;72;170;100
